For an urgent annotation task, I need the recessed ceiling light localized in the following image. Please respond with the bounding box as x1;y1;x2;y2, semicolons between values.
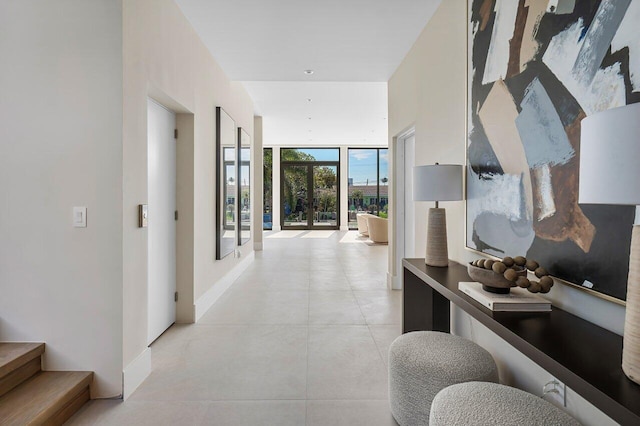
307;98;312;102
304;70;314;75
308;117;312;120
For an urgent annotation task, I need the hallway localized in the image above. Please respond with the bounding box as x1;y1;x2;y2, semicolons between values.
70;231;400;425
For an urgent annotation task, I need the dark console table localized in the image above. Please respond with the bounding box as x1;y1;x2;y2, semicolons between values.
403;258;640;426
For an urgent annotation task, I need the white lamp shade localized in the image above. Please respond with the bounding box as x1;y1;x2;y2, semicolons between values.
413;164;463;201
579;102;640;205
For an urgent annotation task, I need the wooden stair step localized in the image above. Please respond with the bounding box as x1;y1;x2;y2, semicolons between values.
0;371;93;426
0;343;44;398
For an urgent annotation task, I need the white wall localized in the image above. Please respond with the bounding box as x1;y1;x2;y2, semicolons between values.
0;0;257;399
0;0;124;397
122;0;255;381
388;1;623;424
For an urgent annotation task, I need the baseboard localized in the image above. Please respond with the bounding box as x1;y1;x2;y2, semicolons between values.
122;347;151;400
388;272;402;290
194;251;255;321
254;241;263;251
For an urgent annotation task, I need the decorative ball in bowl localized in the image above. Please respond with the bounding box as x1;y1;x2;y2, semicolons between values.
468;256;554;294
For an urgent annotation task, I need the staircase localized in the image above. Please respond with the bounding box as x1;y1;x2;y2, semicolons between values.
0;343;93;425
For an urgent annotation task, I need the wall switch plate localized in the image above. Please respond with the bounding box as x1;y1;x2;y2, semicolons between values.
543;378;566;407
73;206;87;228
138;204;148;228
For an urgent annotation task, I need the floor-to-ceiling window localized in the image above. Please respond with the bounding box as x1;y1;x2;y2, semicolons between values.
347;148;389;229
263;148;273;230
280;148;340;230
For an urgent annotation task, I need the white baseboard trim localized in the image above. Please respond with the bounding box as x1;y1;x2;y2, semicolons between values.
194;251;255;321
122;347;151;400
388;272;402;290
254;241;263;251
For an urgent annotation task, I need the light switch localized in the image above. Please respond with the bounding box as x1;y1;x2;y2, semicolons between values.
73;206;87;228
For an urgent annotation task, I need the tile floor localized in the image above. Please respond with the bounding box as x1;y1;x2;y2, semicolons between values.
69;230;401;425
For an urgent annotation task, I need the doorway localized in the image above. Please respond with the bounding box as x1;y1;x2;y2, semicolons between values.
147;98;176;344
393;130;415;290
281;163;340;230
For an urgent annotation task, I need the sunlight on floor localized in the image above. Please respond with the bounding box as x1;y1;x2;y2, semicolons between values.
339;231;371;244
300;230;336;239
265;230;306;239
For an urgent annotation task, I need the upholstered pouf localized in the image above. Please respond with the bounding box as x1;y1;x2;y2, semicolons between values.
388;331;499;426
429;382;582;426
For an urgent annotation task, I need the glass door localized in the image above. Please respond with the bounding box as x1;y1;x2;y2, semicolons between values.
281;162;339;230
282;165;309;228
312;165;338;227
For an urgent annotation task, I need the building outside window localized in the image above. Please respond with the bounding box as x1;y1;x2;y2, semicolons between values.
347;148;389;229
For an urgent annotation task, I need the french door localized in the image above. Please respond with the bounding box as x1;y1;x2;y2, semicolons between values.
281;162;340;230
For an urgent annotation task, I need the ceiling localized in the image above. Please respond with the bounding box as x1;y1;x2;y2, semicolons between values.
175;0;442;146
243;81;388;146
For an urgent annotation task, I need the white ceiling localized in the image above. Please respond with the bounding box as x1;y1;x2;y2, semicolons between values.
174;0;442;145
244;81;388;146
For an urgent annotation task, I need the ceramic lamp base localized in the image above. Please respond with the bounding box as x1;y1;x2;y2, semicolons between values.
623;225;640;385
426;208;448;267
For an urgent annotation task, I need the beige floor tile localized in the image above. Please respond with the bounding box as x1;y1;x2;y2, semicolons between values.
306;400;398;426
202;400;306;426
133;325;308;401
69;231;397;424
67;401;209;425
348;277;388;290
309;291;367;325
354;290;402;325
198;290;309;325
307;326;388;400
309;273;351;291
368;325;402;367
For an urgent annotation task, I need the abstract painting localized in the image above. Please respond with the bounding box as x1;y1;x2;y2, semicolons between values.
466;0;640;301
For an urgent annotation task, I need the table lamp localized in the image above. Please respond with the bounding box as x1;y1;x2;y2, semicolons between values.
579;102;640;385
413;164;463;267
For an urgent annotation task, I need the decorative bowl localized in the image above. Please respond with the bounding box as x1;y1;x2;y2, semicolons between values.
467;262;526;294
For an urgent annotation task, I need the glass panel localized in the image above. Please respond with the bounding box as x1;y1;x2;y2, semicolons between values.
379;149;389;218
348;148;378;229
313;165;338;227
238;129;250;245
281;148;339;162
223;159;236;230
263;148;273;230
224;148;236;161
216;107;235;259
283;165;308;227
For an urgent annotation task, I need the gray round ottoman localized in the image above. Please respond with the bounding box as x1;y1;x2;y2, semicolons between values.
429;382;581;425
388;331;499;426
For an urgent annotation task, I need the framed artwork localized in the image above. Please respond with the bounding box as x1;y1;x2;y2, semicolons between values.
466;0;640;302
216;107;236;260
237;128;251;246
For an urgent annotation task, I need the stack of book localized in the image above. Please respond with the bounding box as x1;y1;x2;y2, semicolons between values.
458;281;552;312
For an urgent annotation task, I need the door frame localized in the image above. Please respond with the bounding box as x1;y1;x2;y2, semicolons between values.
392;127;415;290
147;97;177;344
280;161;341;230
